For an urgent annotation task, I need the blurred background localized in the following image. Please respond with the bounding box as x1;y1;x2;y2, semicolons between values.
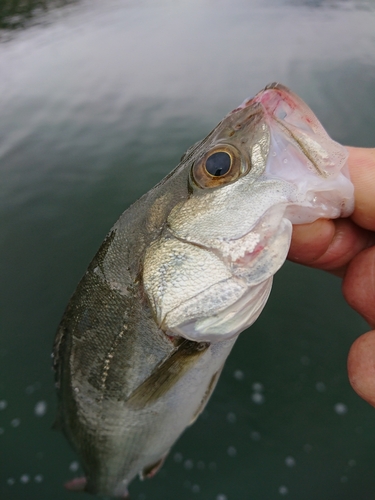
1;0;375;499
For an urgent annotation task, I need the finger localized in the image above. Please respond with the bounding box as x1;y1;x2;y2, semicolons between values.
347;330;375;407
288;218;335;264
288;218;374;275
347;147;375;231
342;246;375;327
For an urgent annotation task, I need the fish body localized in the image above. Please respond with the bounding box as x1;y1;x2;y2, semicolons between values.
53;84;354;497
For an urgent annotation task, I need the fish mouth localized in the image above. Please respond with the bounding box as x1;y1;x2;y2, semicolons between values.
233;83;352;185
256;82;299;112
234;82;296;114
217;203;289;278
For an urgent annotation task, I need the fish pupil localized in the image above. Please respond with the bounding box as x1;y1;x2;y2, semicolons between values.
205;152;231;176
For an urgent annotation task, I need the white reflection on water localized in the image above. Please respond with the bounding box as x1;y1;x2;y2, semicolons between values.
227;411;237;423
279;485;289;495
334;402;348;414
10;418;20;427
252;392;265;404
69;461;80;472
191;483;200;493
285;455;296;467
33;400;47;416
233;369;244;380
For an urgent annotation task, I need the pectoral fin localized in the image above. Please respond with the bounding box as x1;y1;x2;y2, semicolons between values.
127;339;209;409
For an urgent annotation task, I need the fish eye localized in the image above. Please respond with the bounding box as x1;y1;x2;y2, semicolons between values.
191;145;245;189
205;151;232;177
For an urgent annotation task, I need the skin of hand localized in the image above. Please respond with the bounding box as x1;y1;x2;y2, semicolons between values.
288;147;375;407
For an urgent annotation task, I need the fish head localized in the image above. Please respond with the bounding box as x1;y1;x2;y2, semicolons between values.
143;84;354;343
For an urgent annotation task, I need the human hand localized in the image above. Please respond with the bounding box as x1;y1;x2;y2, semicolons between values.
288;147;375;406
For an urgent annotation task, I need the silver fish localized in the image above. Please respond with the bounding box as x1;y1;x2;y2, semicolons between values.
53;83;354;498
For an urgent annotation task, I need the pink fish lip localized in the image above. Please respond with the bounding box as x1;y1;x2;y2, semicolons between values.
229;82;318;140
230;82;299;118
254;84;302;117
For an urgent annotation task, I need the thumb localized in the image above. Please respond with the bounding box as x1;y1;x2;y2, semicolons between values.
348;330;375;407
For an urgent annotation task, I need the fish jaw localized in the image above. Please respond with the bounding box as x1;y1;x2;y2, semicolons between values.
144;204;293;342
168;277;273;342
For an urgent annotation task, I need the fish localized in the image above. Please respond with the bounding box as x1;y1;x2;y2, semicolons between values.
53;83;354;498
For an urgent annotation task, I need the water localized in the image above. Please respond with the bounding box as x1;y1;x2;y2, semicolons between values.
1;0;375;499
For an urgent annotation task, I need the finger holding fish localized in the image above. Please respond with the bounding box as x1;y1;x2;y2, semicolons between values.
288;147;375;269
288;217;374;275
